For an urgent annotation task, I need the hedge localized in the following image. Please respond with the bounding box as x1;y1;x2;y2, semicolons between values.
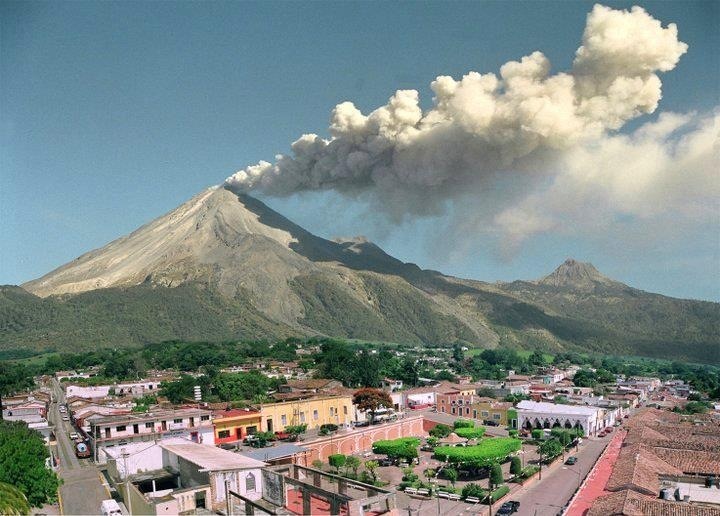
454;419;475;429
454;426;486;439
373;437;421;459
433;438;521;466
491;485;510;502
461;483;486;499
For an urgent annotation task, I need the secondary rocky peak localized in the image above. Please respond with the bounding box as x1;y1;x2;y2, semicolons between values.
539;258;615;289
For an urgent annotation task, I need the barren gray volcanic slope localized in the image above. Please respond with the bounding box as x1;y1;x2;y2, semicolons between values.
6;187;719;364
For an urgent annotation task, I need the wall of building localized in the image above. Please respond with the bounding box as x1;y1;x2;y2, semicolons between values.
299;416;425;463
260;397;353;433
213;415;262;444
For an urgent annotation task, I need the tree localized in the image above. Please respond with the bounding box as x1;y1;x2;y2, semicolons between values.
372;438;420;460
353;388;392;423
538;439;563;462
423;468;436;481
528;350;546;368
489;463;503;489
345;456;361;477
365;460;379;482
435;370;457;382
0;421;60;507
572;369;597;387
444;467;458;487
311;459;324;470
452;343;465;363
329;454;347;474
510;456;522;476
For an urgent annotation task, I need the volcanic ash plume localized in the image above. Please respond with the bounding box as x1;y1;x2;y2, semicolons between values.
226;5;686;205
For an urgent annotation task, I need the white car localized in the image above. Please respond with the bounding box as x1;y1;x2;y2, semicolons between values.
62;415;69;421
69;432;79;440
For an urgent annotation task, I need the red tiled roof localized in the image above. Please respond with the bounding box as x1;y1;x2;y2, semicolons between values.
588;490;720;516
605;444;682;495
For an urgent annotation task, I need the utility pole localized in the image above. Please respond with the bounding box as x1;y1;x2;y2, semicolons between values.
122;448;132;515
225;478;232;516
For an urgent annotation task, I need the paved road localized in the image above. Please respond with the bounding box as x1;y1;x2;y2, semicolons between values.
513;434;611;516
48;379;112;516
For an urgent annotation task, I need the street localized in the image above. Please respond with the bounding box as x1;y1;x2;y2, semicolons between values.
513;434;611;516
48;379;113;516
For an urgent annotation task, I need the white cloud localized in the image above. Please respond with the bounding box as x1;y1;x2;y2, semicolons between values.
224;4;715;254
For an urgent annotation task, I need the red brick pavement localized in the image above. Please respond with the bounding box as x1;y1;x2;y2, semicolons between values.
565;430;626;516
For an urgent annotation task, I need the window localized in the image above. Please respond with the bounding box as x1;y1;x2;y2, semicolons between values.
173;418;182;424
451;407;456;414
466;407;470;415
313;410;319;421
300;412;306;423
481;411;489;417
246;473;256;492
218;430;230;439
200;415;210;421
145;422;154;429
281;414;287;425
116;425;126;432
343;406;348;415
493;413;501;420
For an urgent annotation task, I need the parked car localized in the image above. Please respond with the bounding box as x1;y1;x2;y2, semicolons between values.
69;432;79;441
420;444;434;452
565;456;578;465
496;500;520;514
274;431;291;440
483;420;499;427
61;415;69;421
378;458;394;467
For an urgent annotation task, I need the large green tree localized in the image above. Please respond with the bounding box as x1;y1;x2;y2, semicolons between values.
0;421;60;507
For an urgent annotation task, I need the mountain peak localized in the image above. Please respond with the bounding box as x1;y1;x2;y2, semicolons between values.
538;258;617;289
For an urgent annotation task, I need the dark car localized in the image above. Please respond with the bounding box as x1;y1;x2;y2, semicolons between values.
496;500;520;514
565;456;578;465
378;458;394;467
483;420;499;427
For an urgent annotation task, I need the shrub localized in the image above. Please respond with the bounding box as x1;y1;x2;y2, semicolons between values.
433;438;521;467
437;486;458;494
520;465;540;479
454;426;486;439
531;429;543;440
311;459;324;470
461;483;486;500
508;430;518;438
429;424;452;438
372;437;420;460
489;463;504;488
454;419;475;429
285;424;307;435
510;456;522;476
320;423;338;433
491;485;510;502
329;454;346;473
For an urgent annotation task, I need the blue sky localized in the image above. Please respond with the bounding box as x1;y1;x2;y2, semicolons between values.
2;1;718;300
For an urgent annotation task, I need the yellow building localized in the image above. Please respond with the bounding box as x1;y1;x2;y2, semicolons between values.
213;409;263;445
259;395;354;433
471;399;514;427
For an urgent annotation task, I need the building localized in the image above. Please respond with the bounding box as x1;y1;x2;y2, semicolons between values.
584;408;720;516
381;378;403;392
259;396;354;433
106;440;266;514
471;399;514;427
516;400;603;436
229;463;396;516
437;392;476;417
89;407;214;462
276;379;343;395
213;408;262;445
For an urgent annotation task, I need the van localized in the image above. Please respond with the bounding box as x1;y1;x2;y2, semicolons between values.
100;499;122;516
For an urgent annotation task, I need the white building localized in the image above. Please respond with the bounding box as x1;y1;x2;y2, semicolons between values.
516;400;602;436
89;408;214;462
106;440;266;514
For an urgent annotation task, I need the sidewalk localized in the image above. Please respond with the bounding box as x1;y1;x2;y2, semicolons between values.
564;430;626;516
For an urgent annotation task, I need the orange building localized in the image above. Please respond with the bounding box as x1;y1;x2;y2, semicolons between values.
213;408;262;445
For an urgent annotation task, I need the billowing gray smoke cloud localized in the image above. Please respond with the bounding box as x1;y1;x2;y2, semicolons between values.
226;5;715;244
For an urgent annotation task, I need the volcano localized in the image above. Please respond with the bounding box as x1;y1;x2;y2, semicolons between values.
3;186;718;364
